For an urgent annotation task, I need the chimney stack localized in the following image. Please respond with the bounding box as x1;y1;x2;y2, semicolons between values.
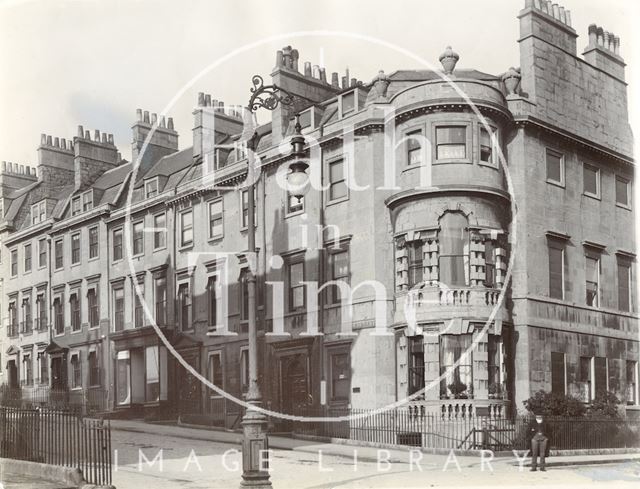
583;23;625;81
131;108;179;175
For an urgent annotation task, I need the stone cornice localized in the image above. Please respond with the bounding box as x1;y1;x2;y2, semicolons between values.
513;114;634;166
385;185;510;209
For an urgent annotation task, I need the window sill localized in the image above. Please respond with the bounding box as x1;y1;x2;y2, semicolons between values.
88;256;100;262
178;244;194;252
23;270;32;275
285;210;305;219
433;158;472;165
71;262;81;268
583;192;601;201
478;160;499;169
326;196;349;208
153;246;167;253
616;202;632;211
208;236;224;244
546;179;565;189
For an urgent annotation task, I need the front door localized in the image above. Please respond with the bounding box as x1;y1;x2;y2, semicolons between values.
50;356;66;389
7;360;18;388
279;354;310;414
177;351;201;415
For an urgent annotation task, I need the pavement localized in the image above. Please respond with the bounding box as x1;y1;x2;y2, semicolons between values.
0;473;73;489
110;418;640;468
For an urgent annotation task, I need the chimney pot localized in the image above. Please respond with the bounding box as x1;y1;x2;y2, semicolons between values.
85;130;91;140
1;161;5;172
95;129;101;141
198;92;205;106
552;4;559;19
204;94;211;106
291;49;299;72
151;113;158;125
160;116;166;128
143;110;150;123
304;62;312;77
102;133;108;143
46;135;53;146
319;68;327;83
350;78;357;87
275;50;284;68
558;6;565;23
54;137;60;147
168;117;174;130
41;134;47;145
564;10;571;26
108;134;114;144
78;125;84;138
541;0;549;13
312;64;320;79
331;72;340;88
341;76;348;89
136;108;142;121
61;139;66;150
19;164;24;174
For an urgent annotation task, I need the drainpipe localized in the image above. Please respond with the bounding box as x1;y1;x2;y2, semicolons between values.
47;234;52;388
317;123;326;411
106;215;112;410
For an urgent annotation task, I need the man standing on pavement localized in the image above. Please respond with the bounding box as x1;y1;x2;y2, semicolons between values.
530;414;549;471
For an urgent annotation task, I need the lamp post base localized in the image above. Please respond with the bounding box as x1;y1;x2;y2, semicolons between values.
240;401;272;489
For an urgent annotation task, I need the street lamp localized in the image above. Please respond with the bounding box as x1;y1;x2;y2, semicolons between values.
240;75;306;489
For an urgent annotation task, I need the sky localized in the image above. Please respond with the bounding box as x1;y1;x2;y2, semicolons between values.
0;0;637;165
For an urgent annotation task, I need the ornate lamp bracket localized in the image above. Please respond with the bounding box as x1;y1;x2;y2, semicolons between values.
248;75;296;112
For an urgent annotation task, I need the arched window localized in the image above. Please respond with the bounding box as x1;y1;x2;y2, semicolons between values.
438;212;469;287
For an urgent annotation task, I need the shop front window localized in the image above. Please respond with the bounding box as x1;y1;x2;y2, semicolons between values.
116;351;131;405
145;346;160;402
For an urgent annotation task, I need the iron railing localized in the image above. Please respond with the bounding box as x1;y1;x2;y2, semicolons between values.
287;407;640;451
0;406;111;485
0;386;108;416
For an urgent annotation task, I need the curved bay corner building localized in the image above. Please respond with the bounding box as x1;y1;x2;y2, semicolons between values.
0;0;636;429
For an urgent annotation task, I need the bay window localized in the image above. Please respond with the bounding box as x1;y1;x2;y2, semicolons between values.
408;335;425;397
436;126;466;159
440;334;472;399
438;212;469;287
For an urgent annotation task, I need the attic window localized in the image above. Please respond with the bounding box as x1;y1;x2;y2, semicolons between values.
71;197;81;216
340;91;356;117
298;107;317;130
235;142;247;161
82;190;93;211
145;178;159;199
31;201;46;225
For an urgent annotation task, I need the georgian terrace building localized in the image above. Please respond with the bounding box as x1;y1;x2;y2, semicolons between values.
0;0;637;425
